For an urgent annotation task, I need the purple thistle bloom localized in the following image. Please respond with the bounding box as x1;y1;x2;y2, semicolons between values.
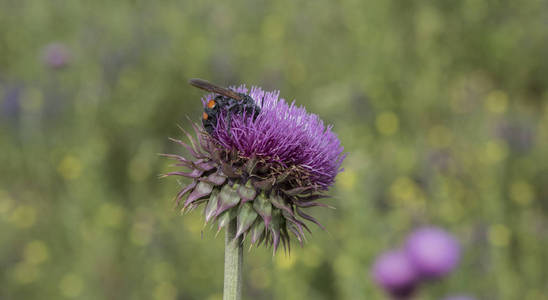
405;227;461;279
164;80;346;253
372;250;419;299
205;85;345;190
42;43;71;69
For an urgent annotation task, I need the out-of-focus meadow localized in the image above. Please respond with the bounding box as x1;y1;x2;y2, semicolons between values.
1;1;548;299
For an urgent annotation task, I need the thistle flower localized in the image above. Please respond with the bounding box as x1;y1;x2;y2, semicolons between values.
163;82;345;253
371;250;419;299
405;227;461;279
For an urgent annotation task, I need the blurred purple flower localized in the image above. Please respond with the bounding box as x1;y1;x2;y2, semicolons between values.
405;227;461;279
442;295;476;300
1;85;22;119
42;43;71;69
495;120;534;152
372;250;419;299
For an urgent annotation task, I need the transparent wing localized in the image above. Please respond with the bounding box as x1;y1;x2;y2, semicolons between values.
189;78;243;100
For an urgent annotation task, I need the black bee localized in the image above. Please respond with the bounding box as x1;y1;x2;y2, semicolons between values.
189;78;261;134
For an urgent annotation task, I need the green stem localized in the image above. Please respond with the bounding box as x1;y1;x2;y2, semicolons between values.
223;218;243;300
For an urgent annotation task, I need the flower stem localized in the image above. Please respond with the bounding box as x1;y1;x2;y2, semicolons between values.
224;218;243;300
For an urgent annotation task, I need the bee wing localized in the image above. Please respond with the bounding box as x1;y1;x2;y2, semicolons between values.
189;78;243;100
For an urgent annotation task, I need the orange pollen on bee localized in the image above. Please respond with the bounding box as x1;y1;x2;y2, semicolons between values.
207;99;216;108
202;112;208;120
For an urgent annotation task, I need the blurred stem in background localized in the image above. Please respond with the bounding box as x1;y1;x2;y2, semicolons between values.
224;219;243;300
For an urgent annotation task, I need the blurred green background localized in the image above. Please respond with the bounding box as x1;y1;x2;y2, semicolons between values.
1;0;548;299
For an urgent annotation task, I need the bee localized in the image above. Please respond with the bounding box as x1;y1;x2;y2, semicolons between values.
189;78;261;134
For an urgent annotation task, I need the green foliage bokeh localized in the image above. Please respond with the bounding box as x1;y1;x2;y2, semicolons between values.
1;1;547;299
